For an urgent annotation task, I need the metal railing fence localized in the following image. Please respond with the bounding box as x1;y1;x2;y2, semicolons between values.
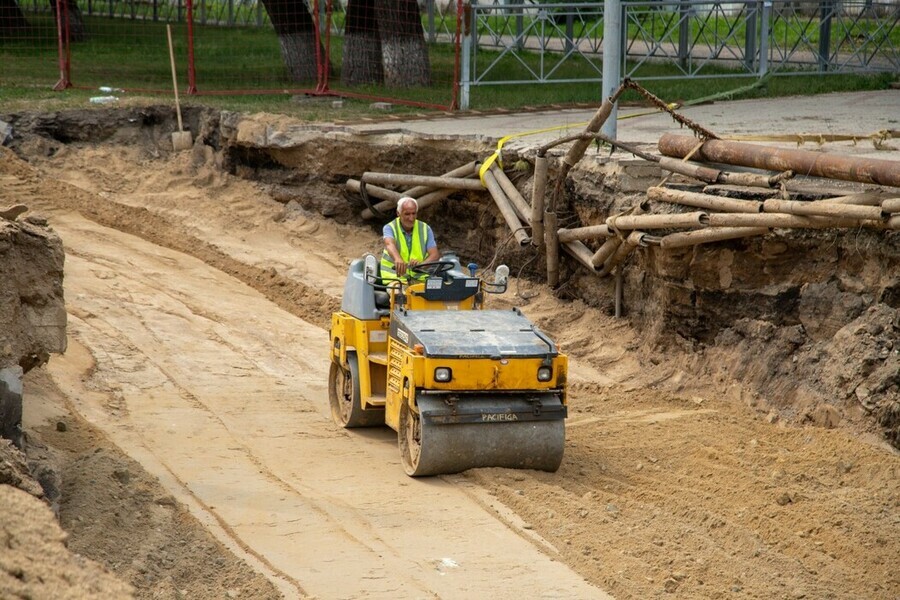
3;1;897;109
459;0;899;107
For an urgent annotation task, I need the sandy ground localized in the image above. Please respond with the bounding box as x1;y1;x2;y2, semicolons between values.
2;132;898;600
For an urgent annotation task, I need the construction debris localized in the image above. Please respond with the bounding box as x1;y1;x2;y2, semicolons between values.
344;81;899;293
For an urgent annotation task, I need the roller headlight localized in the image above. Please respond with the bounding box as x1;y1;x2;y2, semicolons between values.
434;367;452;382
537;366;552;382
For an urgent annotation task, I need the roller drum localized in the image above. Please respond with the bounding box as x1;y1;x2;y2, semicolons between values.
401;395;566;476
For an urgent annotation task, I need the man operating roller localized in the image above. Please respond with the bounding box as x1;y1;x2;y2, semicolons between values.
381;196;440;281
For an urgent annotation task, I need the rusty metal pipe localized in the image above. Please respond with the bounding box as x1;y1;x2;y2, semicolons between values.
648;187;762;213
545;211;559;287
557;224;613;243
361;172;484;191
658;157;792;188
614;271;623;318
549;83;628;212
707;213;887;229
562;84;629;170
359;162;478;219
531;157;548;247
660;227;770;249
491;165;532;223
401;161;478;198
762;198;885;220
882;198;900;213
562;240;599;273
357;185;461;220
347;179;401;202
820;191;890;207
659;133;900;188
590;237;623;269
599;231;646;276
606;211;709;230
482;168;531;246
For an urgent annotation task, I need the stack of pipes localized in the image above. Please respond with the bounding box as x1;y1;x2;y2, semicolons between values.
550;134;899;286
344;89;899;294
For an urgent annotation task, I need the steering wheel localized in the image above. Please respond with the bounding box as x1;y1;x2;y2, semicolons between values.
407;260;456;277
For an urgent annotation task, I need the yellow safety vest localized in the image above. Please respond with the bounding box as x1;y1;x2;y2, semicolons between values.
381;218;428;282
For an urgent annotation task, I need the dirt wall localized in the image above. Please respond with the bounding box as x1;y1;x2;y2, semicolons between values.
0;215;68;372
219;118;900;448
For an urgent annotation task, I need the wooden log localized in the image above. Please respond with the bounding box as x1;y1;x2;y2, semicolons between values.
491;165;532;223
482;168;531;246
361;172;484;191
762;198;885;220
659;133;900;187
558;224;613;243
531;157;548;248
606;211;709;230
660;227;770;249
545;211;559;287
648;187;763;213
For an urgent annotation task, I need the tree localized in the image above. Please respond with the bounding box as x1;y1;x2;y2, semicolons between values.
0;0;29;35
378;0;430;87
0;0;85;41
260;0;319;82
341;0;383;86
50;0;86;43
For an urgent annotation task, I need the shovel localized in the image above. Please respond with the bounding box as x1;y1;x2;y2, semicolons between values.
167;24;193;152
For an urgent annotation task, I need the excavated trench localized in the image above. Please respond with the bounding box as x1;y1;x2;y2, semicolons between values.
212;109;900;445
4;103;900;600
5;104;899;449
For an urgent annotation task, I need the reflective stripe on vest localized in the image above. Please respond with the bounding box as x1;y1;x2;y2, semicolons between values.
381;218;428;281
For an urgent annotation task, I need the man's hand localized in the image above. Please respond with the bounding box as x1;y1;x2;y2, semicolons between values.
395;259;408;276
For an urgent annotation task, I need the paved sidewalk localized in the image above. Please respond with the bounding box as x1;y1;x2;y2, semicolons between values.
344;90;900;162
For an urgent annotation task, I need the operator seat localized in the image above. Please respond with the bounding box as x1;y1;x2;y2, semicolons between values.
367;255;391;309
374;288;391;309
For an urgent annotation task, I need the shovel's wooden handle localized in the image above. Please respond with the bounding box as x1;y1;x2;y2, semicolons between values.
166;24;184;133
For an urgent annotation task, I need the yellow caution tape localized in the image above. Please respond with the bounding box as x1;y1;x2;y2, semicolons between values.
478;122;589;184
477;103;680;185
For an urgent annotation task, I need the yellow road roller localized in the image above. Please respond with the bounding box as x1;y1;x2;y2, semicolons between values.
328;253;568;476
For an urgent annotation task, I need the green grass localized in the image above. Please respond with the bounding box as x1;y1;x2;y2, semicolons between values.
1;8;896;118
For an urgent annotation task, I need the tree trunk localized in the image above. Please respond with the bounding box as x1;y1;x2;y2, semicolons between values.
50;0;87;42
0;0;29;35
341;0;383;86
260;0;318;82
378;0;430;88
